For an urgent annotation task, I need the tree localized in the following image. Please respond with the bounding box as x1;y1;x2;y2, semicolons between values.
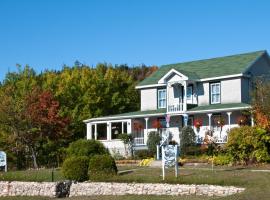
179;126;196;155
23;88;70;168
147;131;161;156
252;79;270;131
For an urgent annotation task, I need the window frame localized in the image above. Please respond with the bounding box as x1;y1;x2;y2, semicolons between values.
157;89;167;109
210;82;221;104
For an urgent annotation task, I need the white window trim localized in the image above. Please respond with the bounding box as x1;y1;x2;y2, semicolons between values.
210;82;221;104
158;89;166;109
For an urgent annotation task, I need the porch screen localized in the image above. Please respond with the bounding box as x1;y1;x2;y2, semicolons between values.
96;123;107;140
111;122;122;139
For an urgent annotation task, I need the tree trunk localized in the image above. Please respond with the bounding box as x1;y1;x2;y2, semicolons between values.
30;146;38;169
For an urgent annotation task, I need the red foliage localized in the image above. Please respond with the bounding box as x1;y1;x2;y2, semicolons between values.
26;88;69;139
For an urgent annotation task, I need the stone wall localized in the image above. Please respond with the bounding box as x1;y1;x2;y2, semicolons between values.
0;181;58;197
69;182;245;197
0;181;245;197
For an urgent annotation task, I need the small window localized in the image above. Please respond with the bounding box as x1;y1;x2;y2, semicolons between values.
158;89;166;108
210;82;221;104
187;85;193;100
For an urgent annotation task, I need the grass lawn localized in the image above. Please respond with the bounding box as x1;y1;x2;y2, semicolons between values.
0;166;270;200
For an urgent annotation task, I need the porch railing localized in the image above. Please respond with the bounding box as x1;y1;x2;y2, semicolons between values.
168;103;184;112
133;137;144;146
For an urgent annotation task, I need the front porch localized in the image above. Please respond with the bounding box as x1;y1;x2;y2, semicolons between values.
85;105;252;155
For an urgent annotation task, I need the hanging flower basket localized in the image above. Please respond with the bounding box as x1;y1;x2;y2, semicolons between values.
214;116;225;128
237;115;248;126
194;118;203;129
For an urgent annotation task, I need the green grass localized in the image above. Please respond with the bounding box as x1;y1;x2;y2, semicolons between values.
0;166;270;200
0;168;64;182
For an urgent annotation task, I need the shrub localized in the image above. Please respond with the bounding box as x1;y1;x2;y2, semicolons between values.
147;131;161;156
180;126;196;155
226;126;270;164
134;150;152;159
66;139;108;158
89;154;118;179
213;154;233;165
118;133;133;157
61;156;89;182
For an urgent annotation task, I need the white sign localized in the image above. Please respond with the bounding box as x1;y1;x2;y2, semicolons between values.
0;151;7;172
161;145;179;180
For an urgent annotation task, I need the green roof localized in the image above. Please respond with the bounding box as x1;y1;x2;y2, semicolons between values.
187;103;250;112
138;50;266;86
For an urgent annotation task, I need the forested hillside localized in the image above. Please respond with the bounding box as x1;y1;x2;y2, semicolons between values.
0;63;157;169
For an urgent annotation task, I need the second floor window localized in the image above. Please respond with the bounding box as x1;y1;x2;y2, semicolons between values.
187;85;193;100
210;82;221;104
158;89;166;108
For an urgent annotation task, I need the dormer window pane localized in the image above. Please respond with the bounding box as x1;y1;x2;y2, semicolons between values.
158;89;166;108
210;83;221;104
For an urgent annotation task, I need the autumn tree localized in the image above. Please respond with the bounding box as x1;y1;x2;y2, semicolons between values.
252;78;270;131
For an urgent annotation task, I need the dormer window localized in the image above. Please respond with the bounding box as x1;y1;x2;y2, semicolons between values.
158;89;166;108
210;82;221;104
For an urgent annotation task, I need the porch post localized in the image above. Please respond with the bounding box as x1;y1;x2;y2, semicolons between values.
207;113;212;130
227;112;232;130
107;122;111;140
144;118;149;145
87;123;92;139
183;114;188;126
183;82;187;111
94;124;97;140
251;116;254;127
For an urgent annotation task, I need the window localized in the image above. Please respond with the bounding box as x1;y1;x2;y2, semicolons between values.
187;85;193;100
158;89;166;108
210;82;221;104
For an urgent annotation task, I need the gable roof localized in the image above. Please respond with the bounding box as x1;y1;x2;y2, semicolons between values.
137;50;267;87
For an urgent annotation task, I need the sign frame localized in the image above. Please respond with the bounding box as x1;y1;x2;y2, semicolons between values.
0;151;7;172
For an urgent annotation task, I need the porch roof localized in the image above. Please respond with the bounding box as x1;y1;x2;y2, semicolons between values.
83;108;166;123
187;103;251;114
84;103;251;123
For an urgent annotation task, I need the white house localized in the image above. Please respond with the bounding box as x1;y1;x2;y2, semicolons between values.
84;50;270;155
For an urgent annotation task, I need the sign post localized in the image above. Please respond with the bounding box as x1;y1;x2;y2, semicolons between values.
0;151;7;172
161;145;179;180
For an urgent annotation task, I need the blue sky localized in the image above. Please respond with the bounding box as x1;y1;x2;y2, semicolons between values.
1;0;270;81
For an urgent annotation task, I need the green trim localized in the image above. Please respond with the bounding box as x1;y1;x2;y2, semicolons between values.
137;50;265;87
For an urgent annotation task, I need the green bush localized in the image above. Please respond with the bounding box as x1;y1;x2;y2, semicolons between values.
134;150;152;159
147;131;161;156
89;154;118;179
61;156;89;182
226;126;270;164
66;139;108;158
213;154;233;165
180;126;196;155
